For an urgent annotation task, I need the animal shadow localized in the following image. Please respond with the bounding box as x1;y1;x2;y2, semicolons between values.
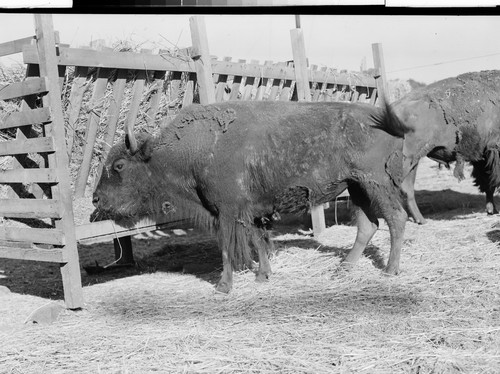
273;235;386;271
486;229;500;243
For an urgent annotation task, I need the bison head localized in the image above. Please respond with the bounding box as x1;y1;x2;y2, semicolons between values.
92;132;160;222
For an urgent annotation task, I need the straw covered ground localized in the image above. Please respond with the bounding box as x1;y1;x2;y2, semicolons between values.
1;159;500;373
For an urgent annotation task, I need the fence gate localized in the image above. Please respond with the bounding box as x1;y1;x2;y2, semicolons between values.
0;15;83;309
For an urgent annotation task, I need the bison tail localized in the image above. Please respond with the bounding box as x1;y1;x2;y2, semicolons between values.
486;147;500;188
371;97;413;138
216;215;255;271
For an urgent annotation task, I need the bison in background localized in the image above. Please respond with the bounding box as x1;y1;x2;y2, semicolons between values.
393;70;500;224
93;100;410;293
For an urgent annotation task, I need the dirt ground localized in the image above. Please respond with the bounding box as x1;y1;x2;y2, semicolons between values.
1;157;499;373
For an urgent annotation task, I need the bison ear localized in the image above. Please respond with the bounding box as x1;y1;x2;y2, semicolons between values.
138;136;154;161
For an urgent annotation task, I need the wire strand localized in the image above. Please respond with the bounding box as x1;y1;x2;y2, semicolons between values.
388;51;500;74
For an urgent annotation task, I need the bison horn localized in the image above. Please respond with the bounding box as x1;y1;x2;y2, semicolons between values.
125;120;138;154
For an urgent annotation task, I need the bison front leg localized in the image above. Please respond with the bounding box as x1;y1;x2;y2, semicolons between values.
402;163;426;225
217;248;233;294
486;188;499;215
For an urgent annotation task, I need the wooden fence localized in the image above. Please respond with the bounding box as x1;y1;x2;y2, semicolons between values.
0;15;387;309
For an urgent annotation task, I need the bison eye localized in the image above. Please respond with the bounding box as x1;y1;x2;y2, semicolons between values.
113;160;126;173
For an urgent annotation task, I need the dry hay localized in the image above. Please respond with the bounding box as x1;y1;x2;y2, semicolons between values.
1;207;500;373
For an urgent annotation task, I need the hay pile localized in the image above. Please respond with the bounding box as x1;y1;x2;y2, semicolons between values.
1;207;500;373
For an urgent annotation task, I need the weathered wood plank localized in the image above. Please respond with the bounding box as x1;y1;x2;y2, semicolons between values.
123;50;151;139
0;77;48;101
0;168;58;183
146;52;167;126
0;226;65;245
229;59;246;101
0;107;51;130
182;73;196;107
95;68;128;184
34;14;83;308
66;66;89;160
0;137;55;156
267;62;285;101
190;17;216;105
255;60;273;101
241;59;259;101
24;45;195;72
0;198;61;218
290;28;311;102
214;56;232;103
0;36;35;57
0;245;64;263
74;67;111;198
372;43;389;104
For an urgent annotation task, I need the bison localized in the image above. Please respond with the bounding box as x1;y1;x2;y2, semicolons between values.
393;70;500;224
93;100;410;293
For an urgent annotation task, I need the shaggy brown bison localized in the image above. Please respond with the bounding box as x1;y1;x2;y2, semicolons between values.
93;100;410;293
393;70;500;224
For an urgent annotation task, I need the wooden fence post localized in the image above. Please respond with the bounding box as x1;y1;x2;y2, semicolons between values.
34;14;83;309
291;21;326;237
189;16;216;105
371;43;389;105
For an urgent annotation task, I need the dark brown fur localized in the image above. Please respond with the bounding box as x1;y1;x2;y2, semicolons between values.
93;100;410;293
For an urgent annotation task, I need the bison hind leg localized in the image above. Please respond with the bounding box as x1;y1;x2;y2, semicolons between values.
339;184;379;271
249;228;274;282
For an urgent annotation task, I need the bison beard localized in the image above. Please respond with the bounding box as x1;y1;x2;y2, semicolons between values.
394;70;500;224
93;100;410;293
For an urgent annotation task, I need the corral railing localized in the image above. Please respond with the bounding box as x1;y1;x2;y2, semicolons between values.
0;15;83;308
0;15;387;309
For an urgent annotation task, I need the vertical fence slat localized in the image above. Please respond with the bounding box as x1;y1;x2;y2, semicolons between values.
268;62;284;101
74;67;110;198
95;68;128;183
182;72;196;107
146;50;167;126
214;56;232;102
229;59;246;101
290;28;311;102
169;71;183;106
189;16;215;105
310;65;321;102
317;67;329;102
241;59;259;100
66;66;89;160
255;60;272;101
372;43;389;105
34;14;83;309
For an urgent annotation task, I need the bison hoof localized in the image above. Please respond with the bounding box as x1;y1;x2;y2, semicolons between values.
383;265;400;276
486;204;498;215
333;262;354;278
215;281;231;294
255;272;270;283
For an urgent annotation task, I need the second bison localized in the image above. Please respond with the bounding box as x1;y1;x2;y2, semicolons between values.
93;100;409;293
394;70;500;224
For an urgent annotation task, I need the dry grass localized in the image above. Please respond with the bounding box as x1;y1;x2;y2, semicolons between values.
1;205;500;373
